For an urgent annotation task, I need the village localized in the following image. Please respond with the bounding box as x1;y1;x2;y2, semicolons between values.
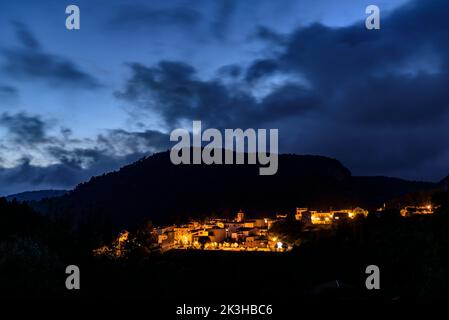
93;204;435;258
153;204;435;253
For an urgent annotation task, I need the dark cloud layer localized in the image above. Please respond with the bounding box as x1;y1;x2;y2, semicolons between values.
116;0;449;181
116;60;317;129
0;112;50;145
1;23;100;89
268;0;449;179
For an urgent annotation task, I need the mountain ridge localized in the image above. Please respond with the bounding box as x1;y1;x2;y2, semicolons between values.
30;150;440;231
6;190;68;202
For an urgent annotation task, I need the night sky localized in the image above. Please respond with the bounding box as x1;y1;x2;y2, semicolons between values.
0;0;448;195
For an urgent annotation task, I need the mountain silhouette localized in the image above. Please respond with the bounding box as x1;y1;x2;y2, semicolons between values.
438;175;449;192
35;150;436;229
6;190;68;202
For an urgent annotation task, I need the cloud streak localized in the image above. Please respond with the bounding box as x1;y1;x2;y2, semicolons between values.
1;23;101;89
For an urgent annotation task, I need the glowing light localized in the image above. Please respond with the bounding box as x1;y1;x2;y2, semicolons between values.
276;241;283;249
118;231;129;244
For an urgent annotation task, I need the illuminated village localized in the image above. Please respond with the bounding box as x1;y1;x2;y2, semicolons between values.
94;204;435;258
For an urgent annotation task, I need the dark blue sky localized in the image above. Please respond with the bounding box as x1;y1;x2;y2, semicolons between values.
0;0;448;195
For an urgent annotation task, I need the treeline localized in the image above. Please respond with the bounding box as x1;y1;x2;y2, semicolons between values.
0;197;116;298
289;191;449;298
0;197;164;298
2;190;449;300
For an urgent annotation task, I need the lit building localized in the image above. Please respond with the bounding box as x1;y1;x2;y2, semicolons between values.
174;227;194;245
311;212;333;224
208;227;226;243
301;211;312;224
400;205;434;217
254;218;267;228
295;208;308;221
245;236;268;249
225;221;244;233
158;230;175;252
236;210;245;222
276;213;288;219
352;207;369;218
244;221;255;228
332;211;349;222
297;207;368;224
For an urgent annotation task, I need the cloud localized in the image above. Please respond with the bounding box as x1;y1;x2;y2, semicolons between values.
216;64;242;78
0;109;171;195
0;112;51;145
1;23;101;89
115;0;449;181
0;85;17;96
99;129;171;155
245;59;278;83
0;153;145;196
210;0;236;40
249;26;287;46
0;85;18;105
269;0;449;179
116;60;318;130
109;4;202;31
108;1;238;41
12;22;40;49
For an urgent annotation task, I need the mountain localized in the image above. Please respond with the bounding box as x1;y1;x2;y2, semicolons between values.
438;175;449;192
351;176;436;208
35;150;437;229
6;190;68;202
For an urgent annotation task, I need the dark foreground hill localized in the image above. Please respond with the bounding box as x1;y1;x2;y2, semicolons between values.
35;150;436;229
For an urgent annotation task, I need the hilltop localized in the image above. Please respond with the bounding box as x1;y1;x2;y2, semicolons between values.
33;150;436;230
